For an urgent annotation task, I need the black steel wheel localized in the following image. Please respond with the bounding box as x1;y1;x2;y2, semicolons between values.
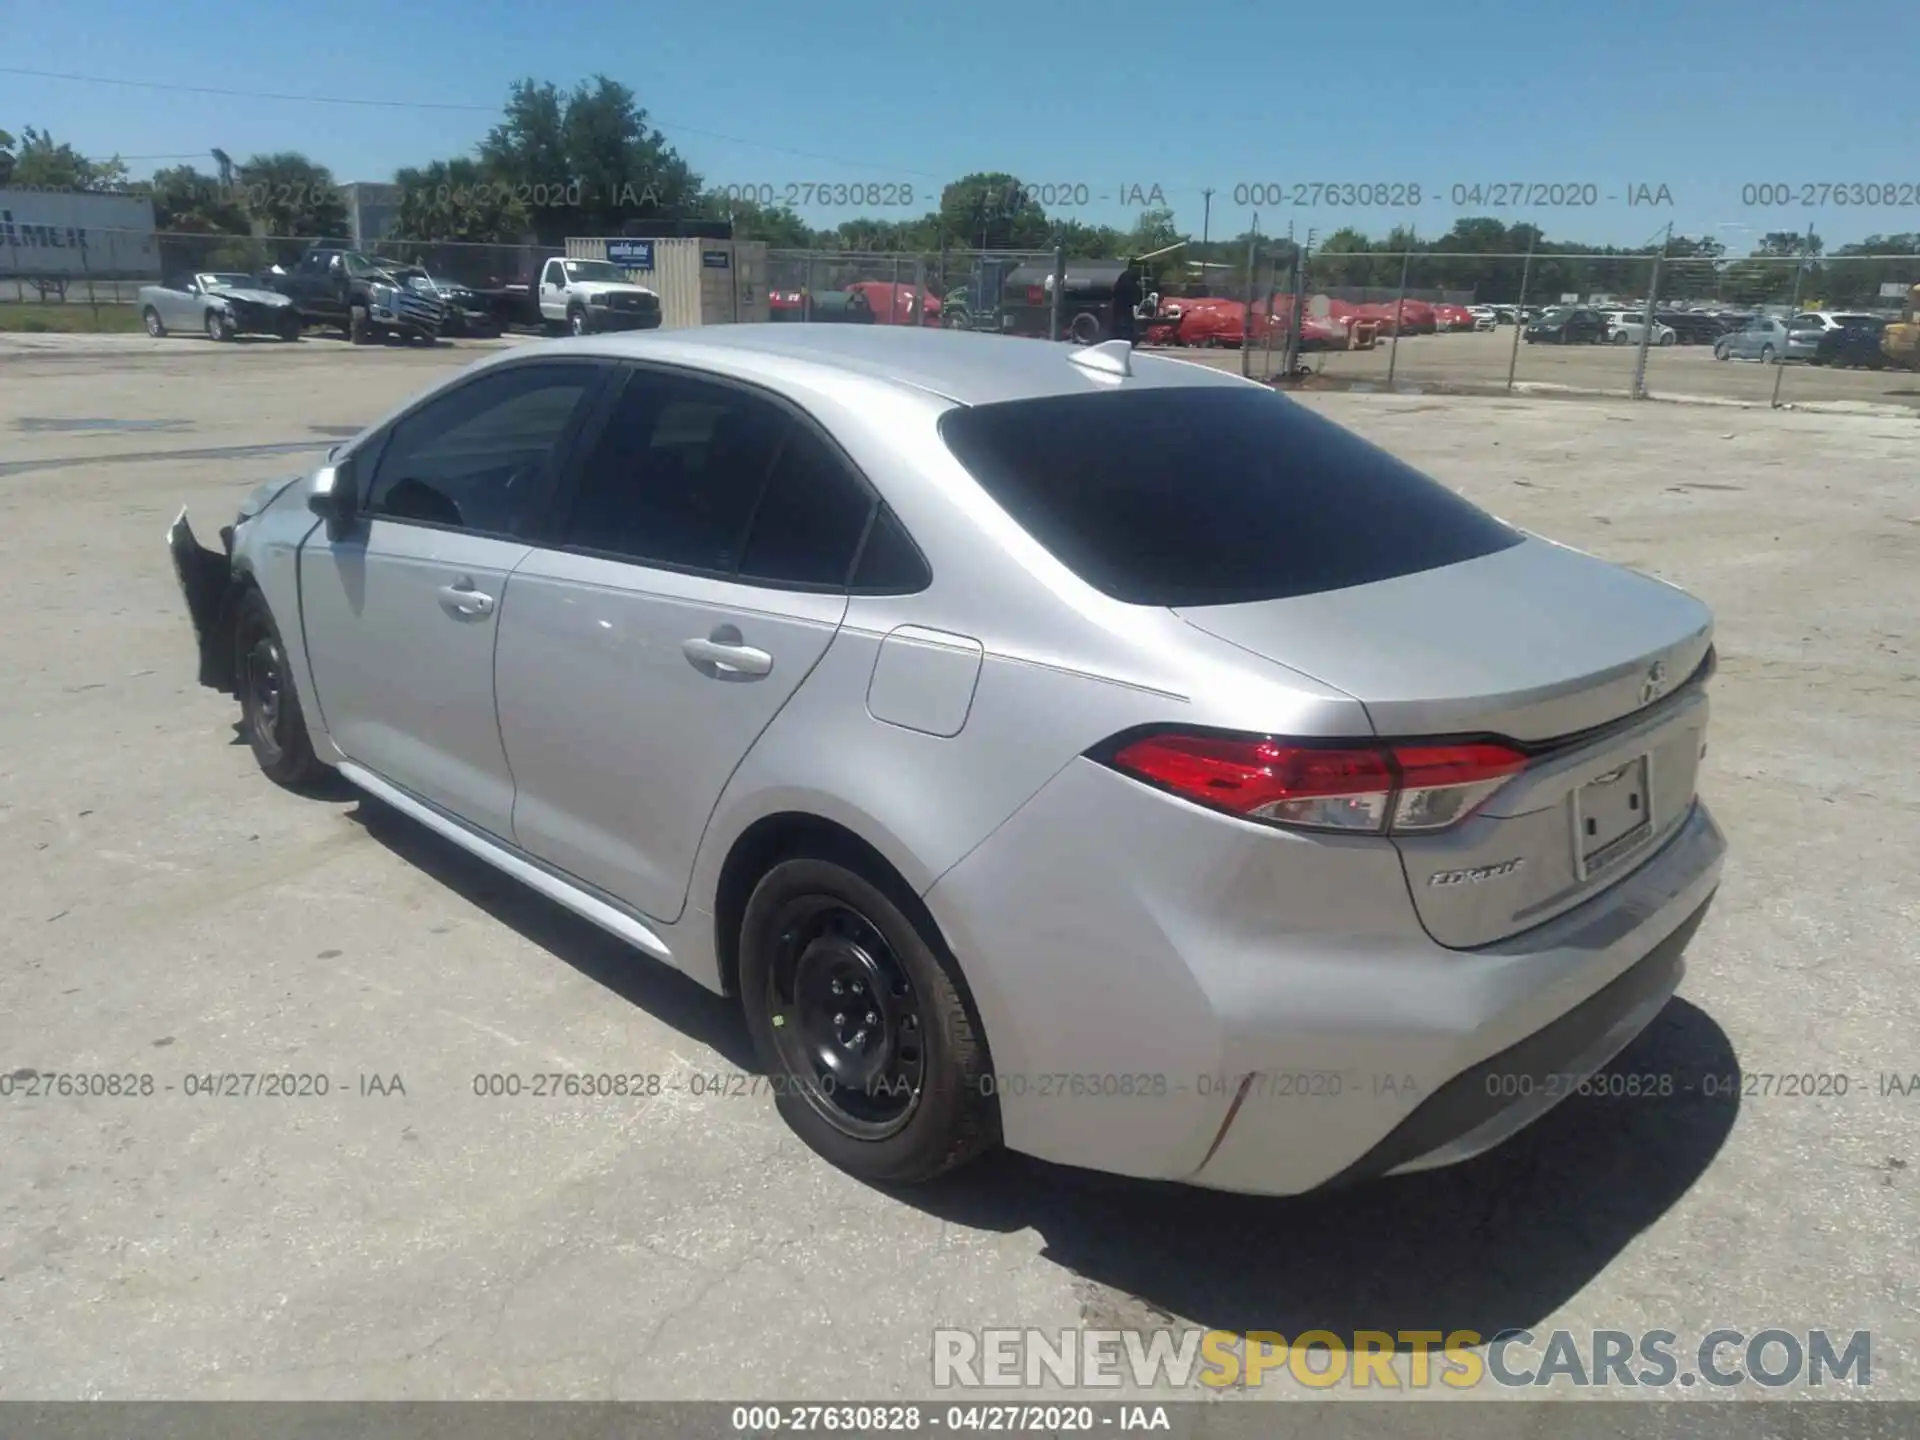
234;587;326;789
766;897;925;1139
739;854;997;1184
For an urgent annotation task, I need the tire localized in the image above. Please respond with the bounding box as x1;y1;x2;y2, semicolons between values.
1761;344;1776;365
205;309;233;342
1714;344;1729;361
568;306;590;337
349;306;372;344
1612;331;1631;344
143;306;166;338
1068;311;1103;345
279;313;301;342
738;853;998;1185
1659;331;1676;346
233;587;327;791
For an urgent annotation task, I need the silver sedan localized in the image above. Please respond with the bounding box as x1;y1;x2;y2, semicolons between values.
166;326;1724;1194
139;272;300;341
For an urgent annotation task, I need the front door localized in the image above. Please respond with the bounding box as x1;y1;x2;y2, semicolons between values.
299;360;607;836
494;366;881;921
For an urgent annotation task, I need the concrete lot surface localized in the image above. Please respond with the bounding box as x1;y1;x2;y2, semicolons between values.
1;336;1916;1401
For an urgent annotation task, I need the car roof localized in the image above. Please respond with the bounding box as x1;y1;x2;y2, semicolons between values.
545;324;1263;406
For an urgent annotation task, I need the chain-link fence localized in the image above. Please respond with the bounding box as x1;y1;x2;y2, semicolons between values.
1179;247;1920;411
7;226;1917;412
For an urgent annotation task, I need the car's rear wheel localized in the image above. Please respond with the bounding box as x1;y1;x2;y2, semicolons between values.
1659;331;1675;346
1612;331;1631;344
568;307;590;337
143;307;166;338
279;313;301;342
739;854;997;1184
349;305;372;344
234;587;327;790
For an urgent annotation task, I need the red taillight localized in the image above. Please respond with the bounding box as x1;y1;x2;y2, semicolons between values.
1026;285;1045;305
1104;733;1526;835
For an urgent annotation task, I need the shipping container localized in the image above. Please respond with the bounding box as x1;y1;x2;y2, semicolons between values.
565;236;770;329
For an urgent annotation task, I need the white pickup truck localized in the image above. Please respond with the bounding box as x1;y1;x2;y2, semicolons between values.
537;256;664;335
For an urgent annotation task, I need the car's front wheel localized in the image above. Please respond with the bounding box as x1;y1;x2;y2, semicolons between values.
205;309;233;341
234;587;327;790
739;854;998;1184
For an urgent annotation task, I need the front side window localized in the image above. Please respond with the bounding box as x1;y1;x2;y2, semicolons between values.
365;363;601;536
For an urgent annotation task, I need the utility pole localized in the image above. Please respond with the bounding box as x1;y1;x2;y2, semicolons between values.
1631;222;1672;400
1201;188;1213;250
1770;222;1816;408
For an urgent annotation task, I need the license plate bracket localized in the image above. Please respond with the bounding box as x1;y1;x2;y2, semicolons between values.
1573;754;1653;881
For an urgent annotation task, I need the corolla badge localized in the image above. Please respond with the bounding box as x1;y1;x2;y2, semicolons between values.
1640;659;1670;706
1429;858;1525;887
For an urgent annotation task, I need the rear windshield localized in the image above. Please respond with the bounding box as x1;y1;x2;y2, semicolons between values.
938;386;1523;607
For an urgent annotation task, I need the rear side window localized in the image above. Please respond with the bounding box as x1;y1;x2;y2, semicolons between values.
938;387;1521;607
738;426;874;587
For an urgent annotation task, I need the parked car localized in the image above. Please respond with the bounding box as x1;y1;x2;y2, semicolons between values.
1812;317;1889;368
1782;311;1881;363
1713;316;1793;363
268;248;445;344
1525;307;1608;343
1654;311;1725;345
535;256;664;336
139;272;301;342
165;325;1723;1195
388;265;503;338
1603;312;1677;347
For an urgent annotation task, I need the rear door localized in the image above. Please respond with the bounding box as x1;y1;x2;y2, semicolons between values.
299;360;606;836
493;365;874;921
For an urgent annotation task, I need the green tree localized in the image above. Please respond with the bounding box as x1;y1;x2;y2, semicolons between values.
146;164;250;234
5;126;129;192
235;152;350;248
479;77;702;242
0;129;14;187
390;157;530;243
713;197;817;249
938;172;1050;251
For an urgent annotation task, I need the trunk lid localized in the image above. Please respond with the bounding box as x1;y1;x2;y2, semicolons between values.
1177;538;1714;947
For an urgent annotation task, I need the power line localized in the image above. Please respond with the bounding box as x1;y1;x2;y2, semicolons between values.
0;65;941;179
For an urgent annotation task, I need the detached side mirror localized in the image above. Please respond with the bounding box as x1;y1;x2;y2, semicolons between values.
307;462;356;529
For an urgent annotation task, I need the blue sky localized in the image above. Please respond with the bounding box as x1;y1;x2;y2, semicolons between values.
5;0;1918;249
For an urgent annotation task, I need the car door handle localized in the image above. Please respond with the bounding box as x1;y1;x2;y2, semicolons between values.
682;636;773;679
436;581;495;617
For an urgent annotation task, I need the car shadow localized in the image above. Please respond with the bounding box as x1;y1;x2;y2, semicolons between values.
890;998;1739;1344
341;795;757;1070
340;790;1737;1342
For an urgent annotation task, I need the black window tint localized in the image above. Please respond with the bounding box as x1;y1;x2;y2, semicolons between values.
851;505;930;592
738;426;875;587
938;387;1522;607
366;363;598;535
561;373;789;572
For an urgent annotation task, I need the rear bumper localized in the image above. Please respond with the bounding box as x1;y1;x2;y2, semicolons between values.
923;759;1726;1195
1312;890;1710;1189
